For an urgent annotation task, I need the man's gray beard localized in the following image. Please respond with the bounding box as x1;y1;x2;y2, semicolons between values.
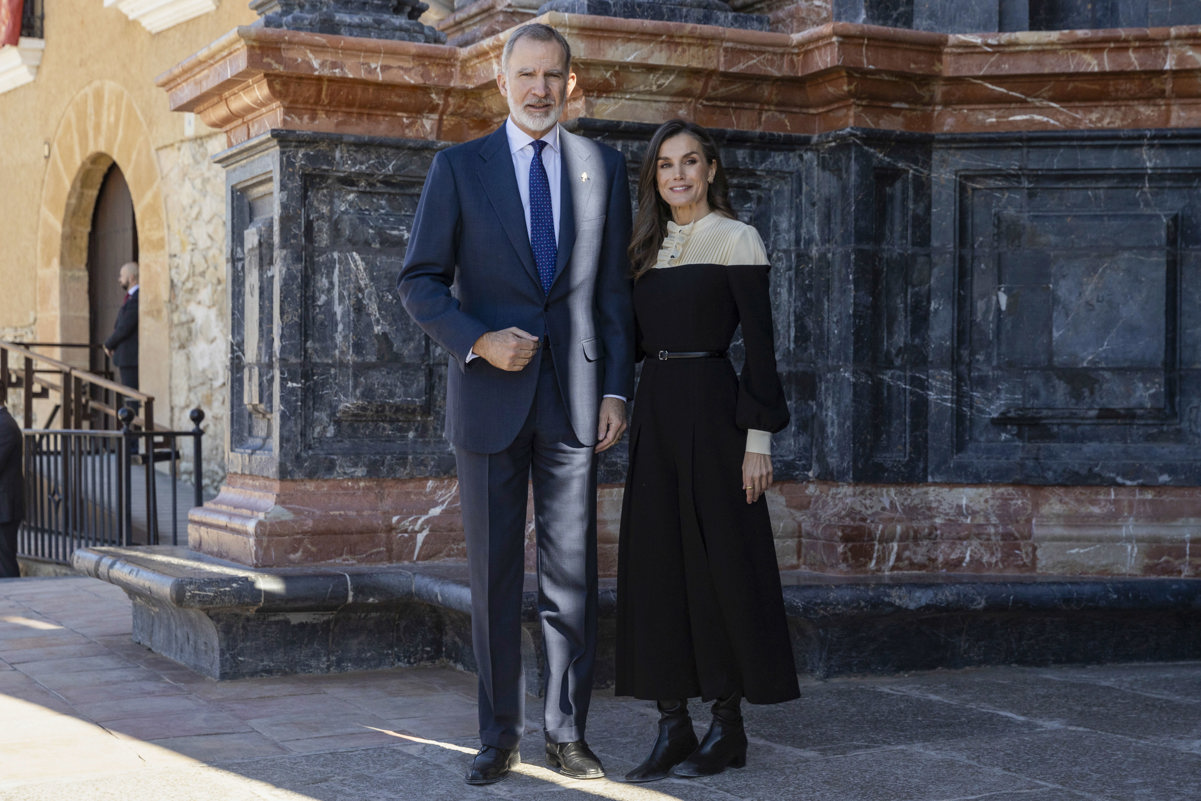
510;102;563;135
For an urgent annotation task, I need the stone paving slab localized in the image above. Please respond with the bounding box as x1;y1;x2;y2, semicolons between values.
1;575;1201;801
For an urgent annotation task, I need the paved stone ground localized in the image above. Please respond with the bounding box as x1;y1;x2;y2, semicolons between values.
1;575;1199;801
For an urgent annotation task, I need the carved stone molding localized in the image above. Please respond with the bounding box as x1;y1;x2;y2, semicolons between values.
0;36;43;94
159;18;1201;149
103;0;217;34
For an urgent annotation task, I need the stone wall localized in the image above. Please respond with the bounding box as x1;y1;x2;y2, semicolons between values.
157;132;229;494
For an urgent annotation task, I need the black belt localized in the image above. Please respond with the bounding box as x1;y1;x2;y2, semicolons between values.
652;350;726;360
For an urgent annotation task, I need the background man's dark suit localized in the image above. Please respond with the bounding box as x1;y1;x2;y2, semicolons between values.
0;406;25;578
105;287;139;391
398;122;634;756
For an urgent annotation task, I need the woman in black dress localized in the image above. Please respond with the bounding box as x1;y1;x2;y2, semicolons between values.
615;120;799;782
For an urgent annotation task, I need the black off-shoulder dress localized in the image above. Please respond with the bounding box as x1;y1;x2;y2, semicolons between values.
614;259;800;705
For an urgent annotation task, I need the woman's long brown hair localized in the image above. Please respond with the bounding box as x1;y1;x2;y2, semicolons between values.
628;120;737;280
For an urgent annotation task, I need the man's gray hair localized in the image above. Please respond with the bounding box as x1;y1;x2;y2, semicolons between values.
501;23;572;73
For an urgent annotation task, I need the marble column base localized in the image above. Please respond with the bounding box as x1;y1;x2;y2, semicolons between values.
777;482;1201;577
186;473;466;568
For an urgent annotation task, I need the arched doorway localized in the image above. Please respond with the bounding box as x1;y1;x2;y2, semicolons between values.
40;82;168;416
87;164;138;378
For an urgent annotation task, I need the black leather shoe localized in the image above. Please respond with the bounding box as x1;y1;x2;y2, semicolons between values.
465;745;520;785
624;699;699;783
671;693;747;778
546;740;605;779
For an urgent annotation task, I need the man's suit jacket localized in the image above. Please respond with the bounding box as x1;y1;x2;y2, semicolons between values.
105;290;138;368
398;125;634;454
0;407;24;525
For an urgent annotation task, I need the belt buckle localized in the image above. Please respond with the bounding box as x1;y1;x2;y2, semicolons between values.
658;350;669;361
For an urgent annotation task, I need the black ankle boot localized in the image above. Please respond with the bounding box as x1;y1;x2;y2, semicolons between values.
623;699;699;783
671;692;747;778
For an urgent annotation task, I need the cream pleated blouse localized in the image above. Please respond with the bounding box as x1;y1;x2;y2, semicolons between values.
653;212;774;455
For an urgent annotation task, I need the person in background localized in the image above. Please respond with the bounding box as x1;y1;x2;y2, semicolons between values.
104;261;139;392
615;119;799;783
0;402;25;578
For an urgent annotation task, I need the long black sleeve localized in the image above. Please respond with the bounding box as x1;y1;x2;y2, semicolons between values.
727;264;789;434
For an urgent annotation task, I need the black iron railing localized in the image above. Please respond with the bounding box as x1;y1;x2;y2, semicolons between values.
19;408;206;565
21;0;42;39
2;339;208;566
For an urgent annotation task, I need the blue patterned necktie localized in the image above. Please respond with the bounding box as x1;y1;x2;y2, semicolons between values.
529;139;557;294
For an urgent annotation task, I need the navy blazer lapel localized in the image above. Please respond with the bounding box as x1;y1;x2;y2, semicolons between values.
478;127;539;283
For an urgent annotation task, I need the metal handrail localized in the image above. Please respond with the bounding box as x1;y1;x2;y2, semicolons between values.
1;340;157;433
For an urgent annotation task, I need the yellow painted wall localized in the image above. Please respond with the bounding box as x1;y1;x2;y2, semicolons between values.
0;2;254;335
0;2;258;489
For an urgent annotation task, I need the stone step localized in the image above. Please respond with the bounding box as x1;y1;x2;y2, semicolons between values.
73;545;1201;683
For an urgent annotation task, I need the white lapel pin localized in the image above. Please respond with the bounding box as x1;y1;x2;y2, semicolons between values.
580;171;589;182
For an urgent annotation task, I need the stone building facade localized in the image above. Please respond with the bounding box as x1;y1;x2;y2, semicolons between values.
0;0;260;491
8;0;1201;580
158;0;1201;582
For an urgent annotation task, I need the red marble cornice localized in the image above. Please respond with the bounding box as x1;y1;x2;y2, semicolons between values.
157;14;1201;147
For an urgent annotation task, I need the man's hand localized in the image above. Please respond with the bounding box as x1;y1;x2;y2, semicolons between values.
472;327;540;371
594;396;627;453
742;451;773;504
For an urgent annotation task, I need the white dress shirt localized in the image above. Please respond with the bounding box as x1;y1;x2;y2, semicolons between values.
506;117;562;246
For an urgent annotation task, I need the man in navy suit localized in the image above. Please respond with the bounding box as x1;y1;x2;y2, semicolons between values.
0;404;25;578
104;261;139;392
398;22;634;786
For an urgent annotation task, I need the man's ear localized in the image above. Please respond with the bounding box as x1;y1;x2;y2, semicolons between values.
497;71;508;98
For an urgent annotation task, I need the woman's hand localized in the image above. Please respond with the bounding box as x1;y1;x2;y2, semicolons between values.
742;451;772;504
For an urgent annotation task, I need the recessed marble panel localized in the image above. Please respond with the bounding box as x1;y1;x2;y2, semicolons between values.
930;138;1201;484
305;251;422;364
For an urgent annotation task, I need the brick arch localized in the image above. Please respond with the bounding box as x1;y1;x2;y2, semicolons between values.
37;80;168;401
